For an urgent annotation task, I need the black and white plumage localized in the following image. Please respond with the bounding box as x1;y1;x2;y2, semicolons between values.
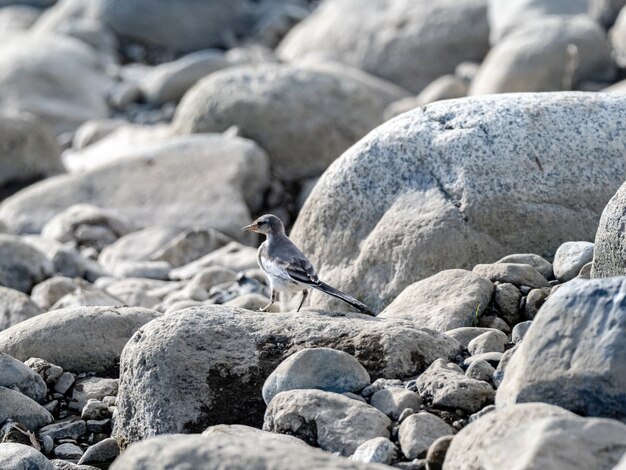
242;214;373;315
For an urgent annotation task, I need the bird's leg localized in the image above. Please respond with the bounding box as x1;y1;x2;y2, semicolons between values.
260;289;277;312
296;289;308;312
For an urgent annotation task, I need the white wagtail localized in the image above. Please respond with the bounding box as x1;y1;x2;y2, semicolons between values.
242;214;373;315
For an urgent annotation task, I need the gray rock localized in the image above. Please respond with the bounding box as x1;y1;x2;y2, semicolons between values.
50;286;124;310
444;327;504;347
511;321;532;343
25;357;63;385
103;278;160;309
41;204;132;249
486;347;513;386
443;402;577;469
465;359;495;383
0;287;43;332
477;315;511;335
0;385;52;430
113;306;460;444
78;437;119;466
473;263;549;288
262;347;370;404
496;253;553;280
39;419;86;441
473;16;614;95
552;241;594;282
416;75;468;106
71;377;118;411
141;50;231;104
50;460;99;470
497;277;626;420
351;437;398;465
202;424;309;448
592;180;626;278
416;359;494;413
612;8;626;68
398;412;454;459
278;0;489;93
0;112;62;193
169;242;259;280
110;260;171;280
577;261;592;279
22;237;93;280
590;0;626;28
0;6;41;38
0;235;51;293
467;331;507;355
494;283;521;326
0;306;160;374
0;135;270;240
370;388;422;420
524;287;551;320
479;415;626;470
489;0;590;44
31;277;80;310
0;33;111;133
54;372;74;395
174;64;393;182
0;443;54;470
81;399;110;420
54;443;83;460
290;93;626;312
426;435;453;470
378;270;493;331
224;293;274;312
264;389;390;456
110;433;389;470
0;352;47;402
464;352;503;367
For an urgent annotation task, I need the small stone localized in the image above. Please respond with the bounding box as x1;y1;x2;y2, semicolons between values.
25;358;64;385
465;360;495;383
370;388;422;420
577;262;592;279
398;408;416;423
473;263;550;288
86;419;112;435
492;346;518;387
78;437;119;466
393;459;428;470
496;253;553;280
70;378;118;411
42;434;53;454
361;378;403;398
524;288;551;320
469;404;495;422
512;321;533;343
43;400;59;414
102;396;116;407
426;435;454;470
54;372;75;395
477;315;511;334
467;331;507;355
343;392;367;403
552;241;594;282
54;442;83;460
39;419;86;441
494;283;522;326
351;437;397;465
464;352;503;367
398;412;455;459
81;400;110;420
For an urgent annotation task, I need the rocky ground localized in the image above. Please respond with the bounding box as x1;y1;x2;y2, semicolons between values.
0;0;626;469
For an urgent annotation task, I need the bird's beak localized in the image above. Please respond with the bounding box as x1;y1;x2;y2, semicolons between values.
242;223;258;233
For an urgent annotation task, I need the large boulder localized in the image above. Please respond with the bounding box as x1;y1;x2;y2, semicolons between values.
0;112;62;195
378;270;493;331
470;16;615;95
443;403;590;469
593;180;626;278
0;134;270;239
263;389;391;456
277;0;489;93
0;443;55;470
290;92;626;312
478;415;626;470
113;306;461;444
488;0;588;44
496;277;626;422
174;64;393;182
110;434;389;470
611;7;626;68
0;234;51;293
0;33;111;133
0;306;160;374
0;286;43;331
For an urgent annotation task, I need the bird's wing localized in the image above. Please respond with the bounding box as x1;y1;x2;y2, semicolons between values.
270;237;320;286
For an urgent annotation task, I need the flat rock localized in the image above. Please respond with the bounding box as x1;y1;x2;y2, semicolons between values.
263;389;391;456
496;253;553;280
496;277;626;421
278;0;489;93
473;263;549;288
0;385;52;430
0;352;47;402
290;93;626;312
113;306;460;445
0;306;160;374
378;270;493;331
552;241;594;282
110;433;389;470
444;327;504;348
0;286;43;332
174;64;393;182
262;347;370;404
0;442;54;470
0;134;270;239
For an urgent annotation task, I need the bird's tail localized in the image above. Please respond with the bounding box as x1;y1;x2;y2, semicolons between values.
312;281;375;316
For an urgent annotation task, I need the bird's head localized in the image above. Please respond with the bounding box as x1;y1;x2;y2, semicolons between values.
242;214;285;236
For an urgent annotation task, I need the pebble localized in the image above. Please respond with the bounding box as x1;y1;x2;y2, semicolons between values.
54;442;84;460
55;372;75;395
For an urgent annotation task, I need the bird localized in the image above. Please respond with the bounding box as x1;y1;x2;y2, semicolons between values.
242;214;374;315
